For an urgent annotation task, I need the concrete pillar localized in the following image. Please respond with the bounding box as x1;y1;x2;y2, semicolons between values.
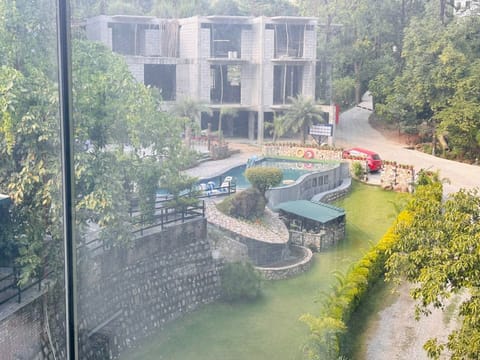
248;112;255;141
257;110;264;144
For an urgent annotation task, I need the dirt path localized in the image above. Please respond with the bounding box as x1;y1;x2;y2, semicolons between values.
336;93;479;359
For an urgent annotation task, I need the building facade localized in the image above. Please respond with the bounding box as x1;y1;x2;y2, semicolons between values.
453;0;480;16
86;15;318;143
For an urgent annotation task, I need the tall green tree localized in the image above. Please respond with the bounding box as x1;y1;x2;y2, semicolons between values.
377;10;480;159
386;182;480;359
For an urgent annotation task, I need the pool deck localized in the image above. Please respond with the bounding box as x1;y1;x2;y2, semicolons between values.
184;145;260;180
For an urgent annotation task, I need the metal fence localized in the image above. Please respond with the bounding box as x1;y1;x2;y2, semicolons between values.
0;268;52;306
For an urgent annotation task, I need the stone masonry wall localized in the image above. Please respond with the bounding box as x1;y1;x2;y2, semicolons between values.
256;245;313;280
208;224;249;263
76;218;220;359
208;223;289;267
1;219;219;360
0;294;45;360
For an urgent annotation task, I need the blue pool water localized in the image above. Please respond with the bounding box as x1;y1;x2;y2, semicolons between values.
202;158;336;189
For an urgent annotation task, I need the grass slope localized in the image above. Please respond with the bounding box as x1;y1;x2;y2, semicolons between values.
120;181;409;360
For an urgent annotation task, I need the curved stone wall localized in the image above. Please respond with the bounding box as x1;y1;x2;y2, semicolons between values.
256;245;314;280
266;162;350;208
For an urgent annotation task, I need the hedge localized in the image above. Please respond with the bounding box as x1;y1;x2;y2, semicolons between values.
300;210;412;359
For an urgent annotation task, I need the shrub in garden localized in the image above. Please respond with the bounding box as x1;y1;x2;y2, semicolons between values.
217;188;266;220
230;188;266;220
351;161;364;179
300;212;405;359
244;167;283;196
220;262;262;302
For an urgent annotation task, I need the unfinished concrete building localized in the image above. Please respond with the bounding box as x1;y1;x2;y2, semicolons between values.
454;0;480;16
86;15;318;143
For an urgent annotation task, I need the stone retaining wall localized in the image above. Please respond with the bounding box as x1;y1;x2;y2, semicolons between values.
0;284;67;360
1;220;221;360
256;245;313;280
208;224;249;263
208;223;289;267
76;218;220;359
311;178;352;203
0;293;46;360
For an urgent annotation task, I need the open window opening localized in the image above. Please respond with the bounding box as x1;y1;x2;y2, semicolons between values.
144;64;176;101
110;21;179;57
110;23;151;56
273;65;303;104
274;24;305;58
210;64;241;104
210;24;242;58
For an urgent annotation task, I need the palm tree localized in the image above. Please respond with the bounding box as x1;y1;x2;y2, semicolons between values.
274;95;326;144
172;97;211;148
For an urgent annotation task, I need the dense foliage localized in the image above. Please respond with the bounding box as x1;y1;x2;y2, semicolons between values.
386;182;480;359
272;96;326;144
0;0;190;283
244;167;283;196
217;187;266;220
301;210;403;359
220;262;262;302
376;7;480;160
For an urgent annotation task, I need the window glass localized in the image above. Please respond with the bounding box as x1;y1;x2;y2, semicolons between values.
0;0;66;358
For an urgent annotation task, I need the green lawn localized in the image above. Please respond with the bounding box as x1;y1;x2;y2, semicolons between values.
120;181;409;360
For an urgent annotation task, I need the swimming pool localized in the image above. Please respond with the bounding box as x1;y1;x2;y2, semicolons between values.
202;158;338;189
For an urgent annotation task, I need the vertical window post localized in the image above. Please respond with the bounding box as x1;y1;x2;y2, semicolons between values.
56;0;77;358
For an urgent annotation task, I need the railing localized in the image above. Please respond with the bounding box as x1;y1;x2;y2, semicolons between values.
131;201;206;236
0;268;53;306
1;185;236;306
79;198;212;256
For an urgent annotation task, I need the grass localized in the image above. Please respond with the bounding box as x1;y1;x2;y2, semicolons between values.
120;181;409;360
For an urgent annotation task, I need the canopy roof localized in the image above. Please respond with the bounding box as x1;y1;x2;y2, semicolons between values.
275;200;345;224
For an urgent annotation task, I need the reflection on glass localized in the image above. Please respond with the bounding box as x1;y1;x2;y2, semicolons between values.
0;0;66;358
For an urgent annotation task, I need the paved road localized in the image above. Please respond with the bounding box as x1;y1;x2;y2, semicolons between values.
335;93;480;194
336;94;478;359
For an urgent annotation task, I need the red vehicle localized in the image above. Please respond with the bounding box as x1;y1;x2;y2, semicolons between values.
342;147;382;172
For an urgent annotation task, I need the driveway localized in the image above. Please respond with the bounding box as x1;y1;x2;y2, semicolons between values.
335;94;479;359
335;93;480;194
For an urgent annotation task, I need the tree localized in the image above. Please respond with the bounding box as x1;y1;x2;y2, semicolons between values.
0;6;188;282
172;97;211;149
218;106;238;140
274;95;325;144
244;167;282;197
235;0;298;16
377;11;480;159
386;182;480;359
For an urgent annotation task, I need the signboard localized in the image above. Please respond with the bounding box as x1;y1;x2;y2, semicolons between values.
309;124;333;137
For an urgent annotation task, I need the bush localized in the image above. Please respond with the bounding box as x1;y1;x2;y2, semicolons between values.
232;188;266;220
245;167;282;196
351;162;364;179
217;188;266;220
301;211;407;359
220;262;262;302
